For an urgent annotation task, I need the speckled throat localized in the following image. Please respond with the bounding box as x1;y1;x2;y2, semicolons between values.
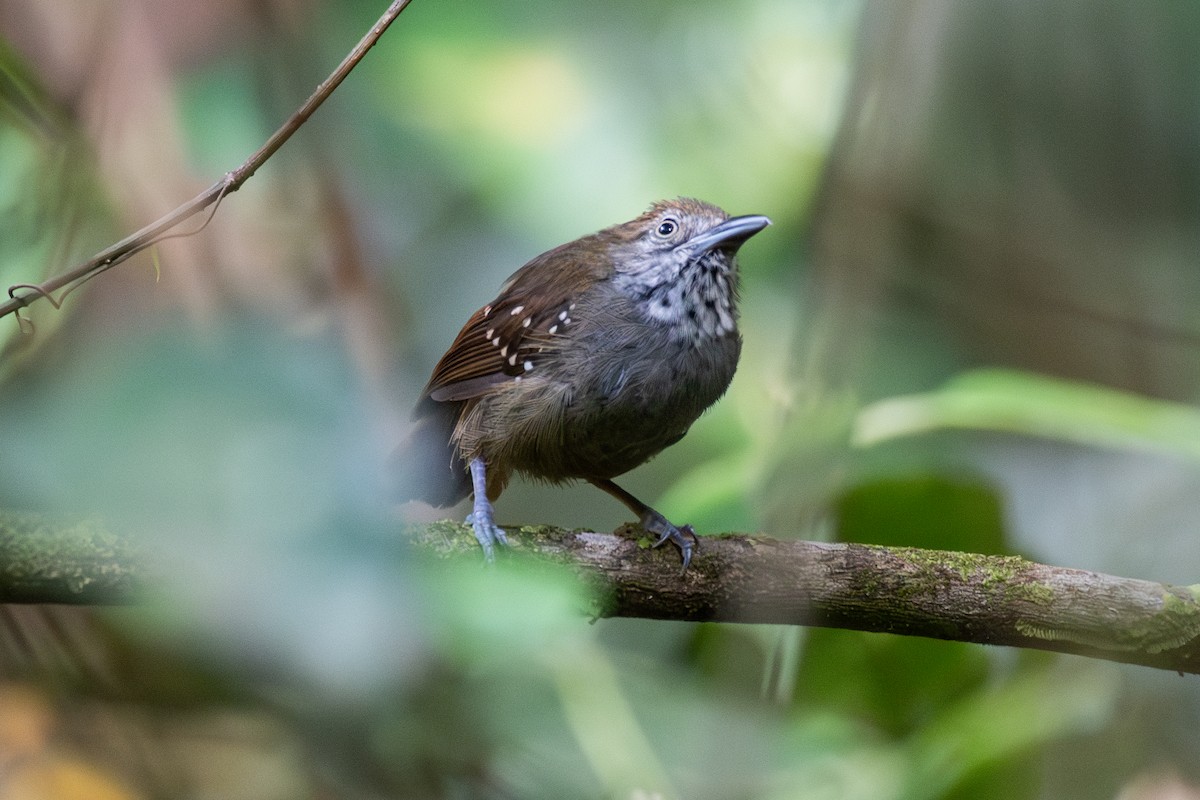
611;246;740;344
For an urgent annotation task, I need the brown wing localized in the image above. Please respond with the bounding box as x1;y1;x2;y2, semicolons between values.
423;240;608;403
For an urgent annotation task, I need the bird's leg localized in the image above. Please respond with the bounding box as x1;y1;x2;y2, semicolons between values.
466;457;508;561
587;478;696;572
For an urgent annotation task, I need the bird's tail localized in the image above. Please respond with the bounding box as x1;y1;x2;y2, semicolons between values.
391;398;472;508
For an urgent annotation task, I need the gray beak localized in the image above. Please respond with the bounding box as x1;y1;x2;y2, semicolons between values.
681;214;772;255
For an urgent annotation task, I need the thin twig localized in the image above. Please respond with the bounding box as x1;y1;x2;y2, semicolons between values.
2;0;414;323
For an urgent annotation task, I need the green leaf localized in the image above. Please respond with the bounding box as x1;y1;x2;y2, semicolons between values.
855;368;1200;460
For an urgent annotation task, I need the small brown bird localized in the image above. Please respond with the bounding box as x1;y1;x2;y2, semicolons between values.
396;198;770;569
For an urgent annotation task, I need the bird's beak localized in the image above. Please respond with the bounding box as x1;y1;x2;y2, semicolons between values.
681;214;772;255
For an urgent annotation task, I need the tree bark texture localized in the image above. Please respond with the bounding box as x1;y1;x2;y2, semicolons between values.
2;512;1198;675
412;521;1200;675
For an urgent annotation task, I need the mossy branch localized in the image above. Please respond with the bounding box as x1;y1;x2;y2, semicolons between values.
0;511;143;604
413;521;1200;675
2;512;1198;674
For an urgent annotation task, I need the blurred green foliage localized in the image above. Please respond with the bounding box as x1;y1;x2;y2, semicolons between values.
856;368;1200;462
0;0;1197;798
837;474;1006;554
0;43;113;373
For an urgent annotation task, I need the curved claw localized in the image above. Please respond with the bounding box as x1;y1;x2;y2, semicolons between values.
465;506;508;563
643;511;698;573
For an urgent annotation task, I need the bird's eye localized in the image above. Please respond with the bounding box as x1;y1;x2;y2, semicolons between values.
656;218;679;237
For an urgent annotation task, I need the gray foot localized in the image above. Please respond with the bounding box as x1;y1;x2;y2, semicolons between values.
641;509;697;573
466;502;507;562
466;457;507;562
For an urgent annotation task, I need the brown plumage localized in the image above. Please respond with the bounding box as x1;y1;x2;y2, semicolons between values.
396;198;770;570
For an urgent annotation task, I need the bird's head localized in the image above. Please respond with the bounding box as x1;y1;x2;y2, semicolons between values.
605;198;771;339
